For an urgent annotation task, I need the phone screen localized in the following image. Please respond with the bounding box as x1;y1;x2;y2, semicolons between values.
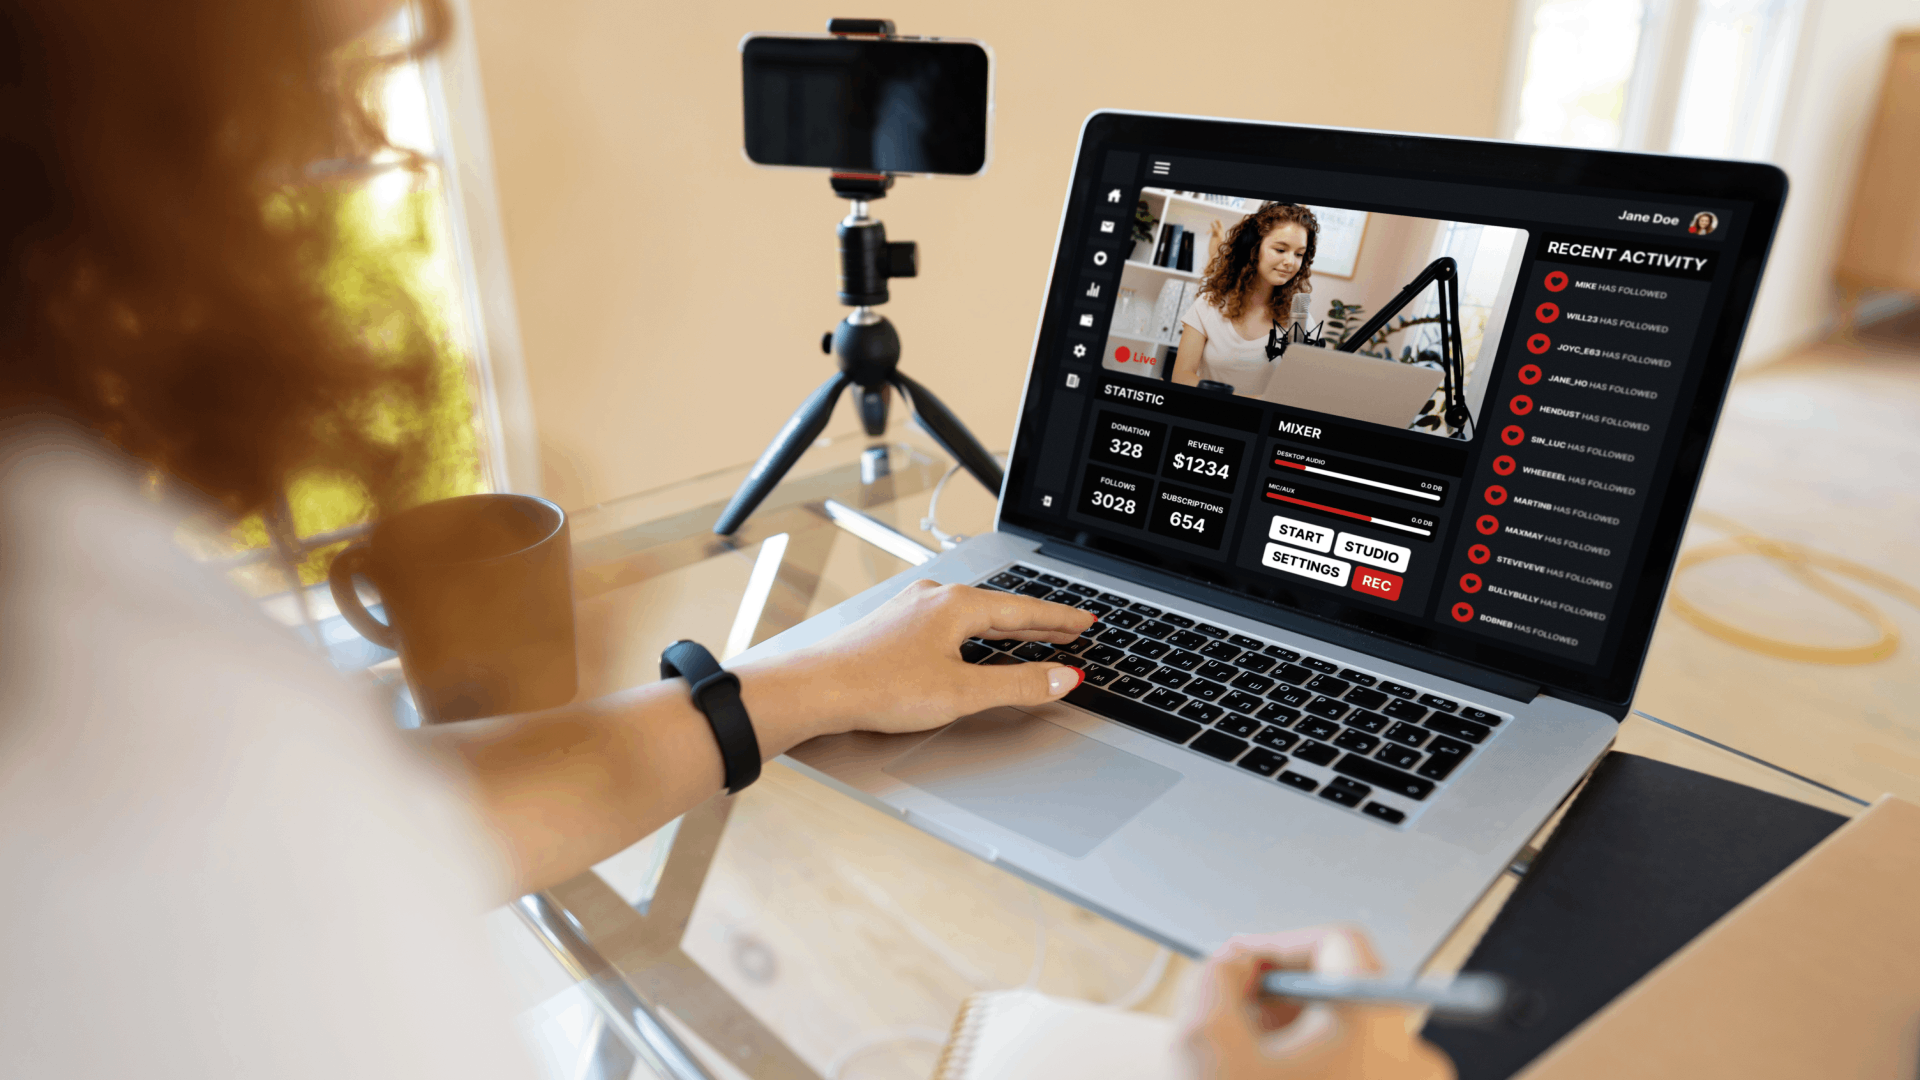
741;36;990;175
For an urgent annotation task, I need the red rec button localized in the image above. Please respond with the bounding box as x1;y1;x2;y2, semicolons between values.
1351;567;1404;601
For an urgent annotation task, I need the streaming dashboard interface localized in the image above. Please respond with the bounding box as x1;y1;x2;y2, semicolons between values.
1002;114;1784;705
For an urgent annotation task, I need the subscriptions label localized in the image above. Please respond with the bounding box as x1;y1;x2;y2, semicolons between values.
1148;482;1230;550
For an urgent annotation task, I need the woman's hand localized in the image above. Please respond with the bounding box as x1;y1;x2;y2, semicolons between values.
1180;927;1455;1080
734;580;1095;742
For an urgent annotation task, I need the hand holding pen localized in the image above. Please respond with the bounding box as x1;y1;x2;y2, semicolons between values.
1179;926;1457;1080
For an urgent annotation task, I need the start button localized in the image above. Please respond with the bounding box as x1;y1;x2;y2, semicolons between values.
1351;567;1404;601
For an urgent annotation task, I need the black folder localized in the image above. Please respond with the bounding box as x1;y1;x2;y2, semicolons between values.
1423;752;1848;1080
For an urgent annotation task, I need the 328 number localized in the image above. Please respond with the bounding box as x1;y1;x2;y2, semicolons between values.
1108;438;1145;459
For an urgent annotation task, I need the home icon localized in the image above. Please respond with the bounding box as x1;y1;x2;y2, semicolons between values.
1107;188;1122;203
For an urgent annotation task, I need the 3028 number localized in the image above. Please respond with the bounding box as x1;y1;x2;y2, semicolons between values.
1090;492;1137;515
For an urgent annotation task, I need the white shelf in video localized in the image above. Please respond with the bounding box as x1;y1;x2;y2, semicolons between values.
1160;192;1250;216
1123;259;1200;280
1108;331;1178;348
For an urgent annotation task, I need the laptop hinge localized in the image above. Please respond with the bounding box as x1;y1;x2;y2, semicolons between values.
1034;536;1549;706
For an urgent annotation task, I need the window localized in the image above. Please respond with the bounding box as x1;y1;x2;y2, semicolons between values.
1508;0;1807;158
1512;0;1651;149
1668;0;1806;159
208;7;496;618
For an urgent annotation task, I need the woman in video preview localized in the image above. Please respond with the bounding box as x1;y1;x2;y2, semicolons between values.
0;3;1446;1078
1172;202;1319;396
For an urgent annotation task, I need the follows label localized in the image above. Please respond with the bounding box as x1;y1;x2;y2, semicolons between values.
1334;532;1412;572
1269;515;1335;553
1261;542;1352;586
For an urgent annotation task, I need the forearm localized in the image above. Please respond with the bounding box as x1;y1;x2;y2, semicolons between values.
413;581;1093;900
417;649;840;898
1173;328;1205;384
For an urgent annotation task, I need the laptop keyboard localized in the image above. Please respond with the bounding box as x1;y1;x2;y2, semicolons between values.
969;563;1510;828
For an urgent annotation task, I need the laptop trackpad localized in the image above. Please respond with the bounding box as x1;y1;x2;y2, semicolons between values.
882;709;1180;858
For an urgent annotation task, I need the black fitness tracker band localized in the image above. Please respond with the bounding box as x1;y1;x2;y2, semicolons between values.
659;640;761;794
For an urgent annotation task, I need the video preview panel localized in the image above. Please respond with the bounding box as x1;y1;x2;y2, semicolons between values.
1099;188;1527;439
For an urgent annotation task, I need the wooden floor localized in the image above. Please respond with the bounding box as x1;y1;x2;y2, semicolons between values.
538;327;1920;1080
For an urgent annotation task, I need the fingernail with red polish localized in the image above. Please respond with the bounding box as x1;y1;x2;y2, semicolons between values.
1047;666;1083;696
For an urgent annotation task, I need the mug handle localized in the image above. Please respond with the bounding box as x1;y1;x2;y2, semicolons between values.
327;542;399;649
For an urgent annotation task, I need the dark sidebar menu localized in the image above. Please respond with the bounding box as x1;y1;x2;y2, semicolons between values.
1438;236;1718;662
1028;152;1143;520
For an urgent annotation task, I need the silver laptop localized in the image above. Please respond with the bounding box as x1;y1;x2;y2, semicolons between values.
1258;344;1447;429
741;111;1785;974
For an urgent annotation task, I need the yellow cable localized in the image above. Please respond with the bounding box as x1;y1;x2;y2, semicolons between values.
1666;511;1920;665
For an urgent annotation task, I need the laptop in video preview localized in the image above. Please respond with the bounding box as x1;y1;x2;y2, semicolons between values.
763;110;1786;970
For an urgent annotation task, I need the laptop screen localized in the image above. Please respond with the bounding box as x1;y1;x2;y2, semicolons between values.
999;112;1785;709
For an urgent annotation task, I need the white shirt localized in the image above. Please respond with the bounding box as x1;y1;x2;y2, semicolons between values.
0;422;534;1080
1181;295;1277;396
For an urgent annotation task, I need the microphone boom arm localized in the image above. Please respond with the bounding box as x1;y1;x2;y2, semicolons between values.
1334;256;1472;437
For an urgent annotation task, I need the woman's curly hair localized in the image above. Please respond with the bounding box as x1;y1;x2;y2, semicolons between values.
1197;202;1318;323
0;0;452;516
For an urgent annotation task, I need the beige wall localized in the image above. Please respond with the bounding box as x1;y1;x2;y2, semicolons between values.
464;0;1518;510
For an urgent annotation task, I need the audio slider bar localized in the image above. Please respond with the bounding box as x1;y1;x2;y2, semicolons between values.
1274;455;1443;503
1262;477;1439;539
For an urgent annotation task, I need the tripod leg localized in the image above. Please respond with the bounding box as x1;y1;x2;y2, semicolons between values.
713;372;854;536
891;372;1006;496
856;383;890;436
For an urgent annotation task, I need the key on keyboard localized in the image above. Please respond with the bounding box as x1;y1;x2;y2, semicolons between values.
1196;660;1238;682
1144;688;1187;712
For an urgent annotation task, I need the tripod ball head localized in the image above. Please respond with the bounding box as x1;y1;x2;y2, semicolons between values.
832;312;901;386
838;216;917;306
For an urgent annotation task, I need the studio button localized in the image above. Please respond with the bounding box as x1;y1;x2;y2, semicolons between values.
1334;532;1410;572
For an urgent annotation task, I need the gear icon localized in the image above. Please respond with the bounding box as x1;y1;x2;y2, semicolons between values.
1072;344;1087;358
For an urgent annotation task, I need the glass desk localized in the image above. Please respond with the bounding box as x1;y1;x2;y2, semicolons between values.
487;421;1879;1080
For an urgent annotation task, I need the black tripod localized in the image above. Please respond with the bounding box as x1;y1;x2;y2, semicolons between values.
713;173;1005;536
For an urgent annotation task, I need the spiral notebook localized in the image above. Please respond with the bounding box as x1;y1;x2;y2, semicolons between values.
931;991;1181;1080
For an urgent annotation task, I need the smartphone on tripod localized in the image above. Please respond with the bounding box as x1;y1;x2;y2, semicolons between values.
740;29;992;176
715;23;1003;537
